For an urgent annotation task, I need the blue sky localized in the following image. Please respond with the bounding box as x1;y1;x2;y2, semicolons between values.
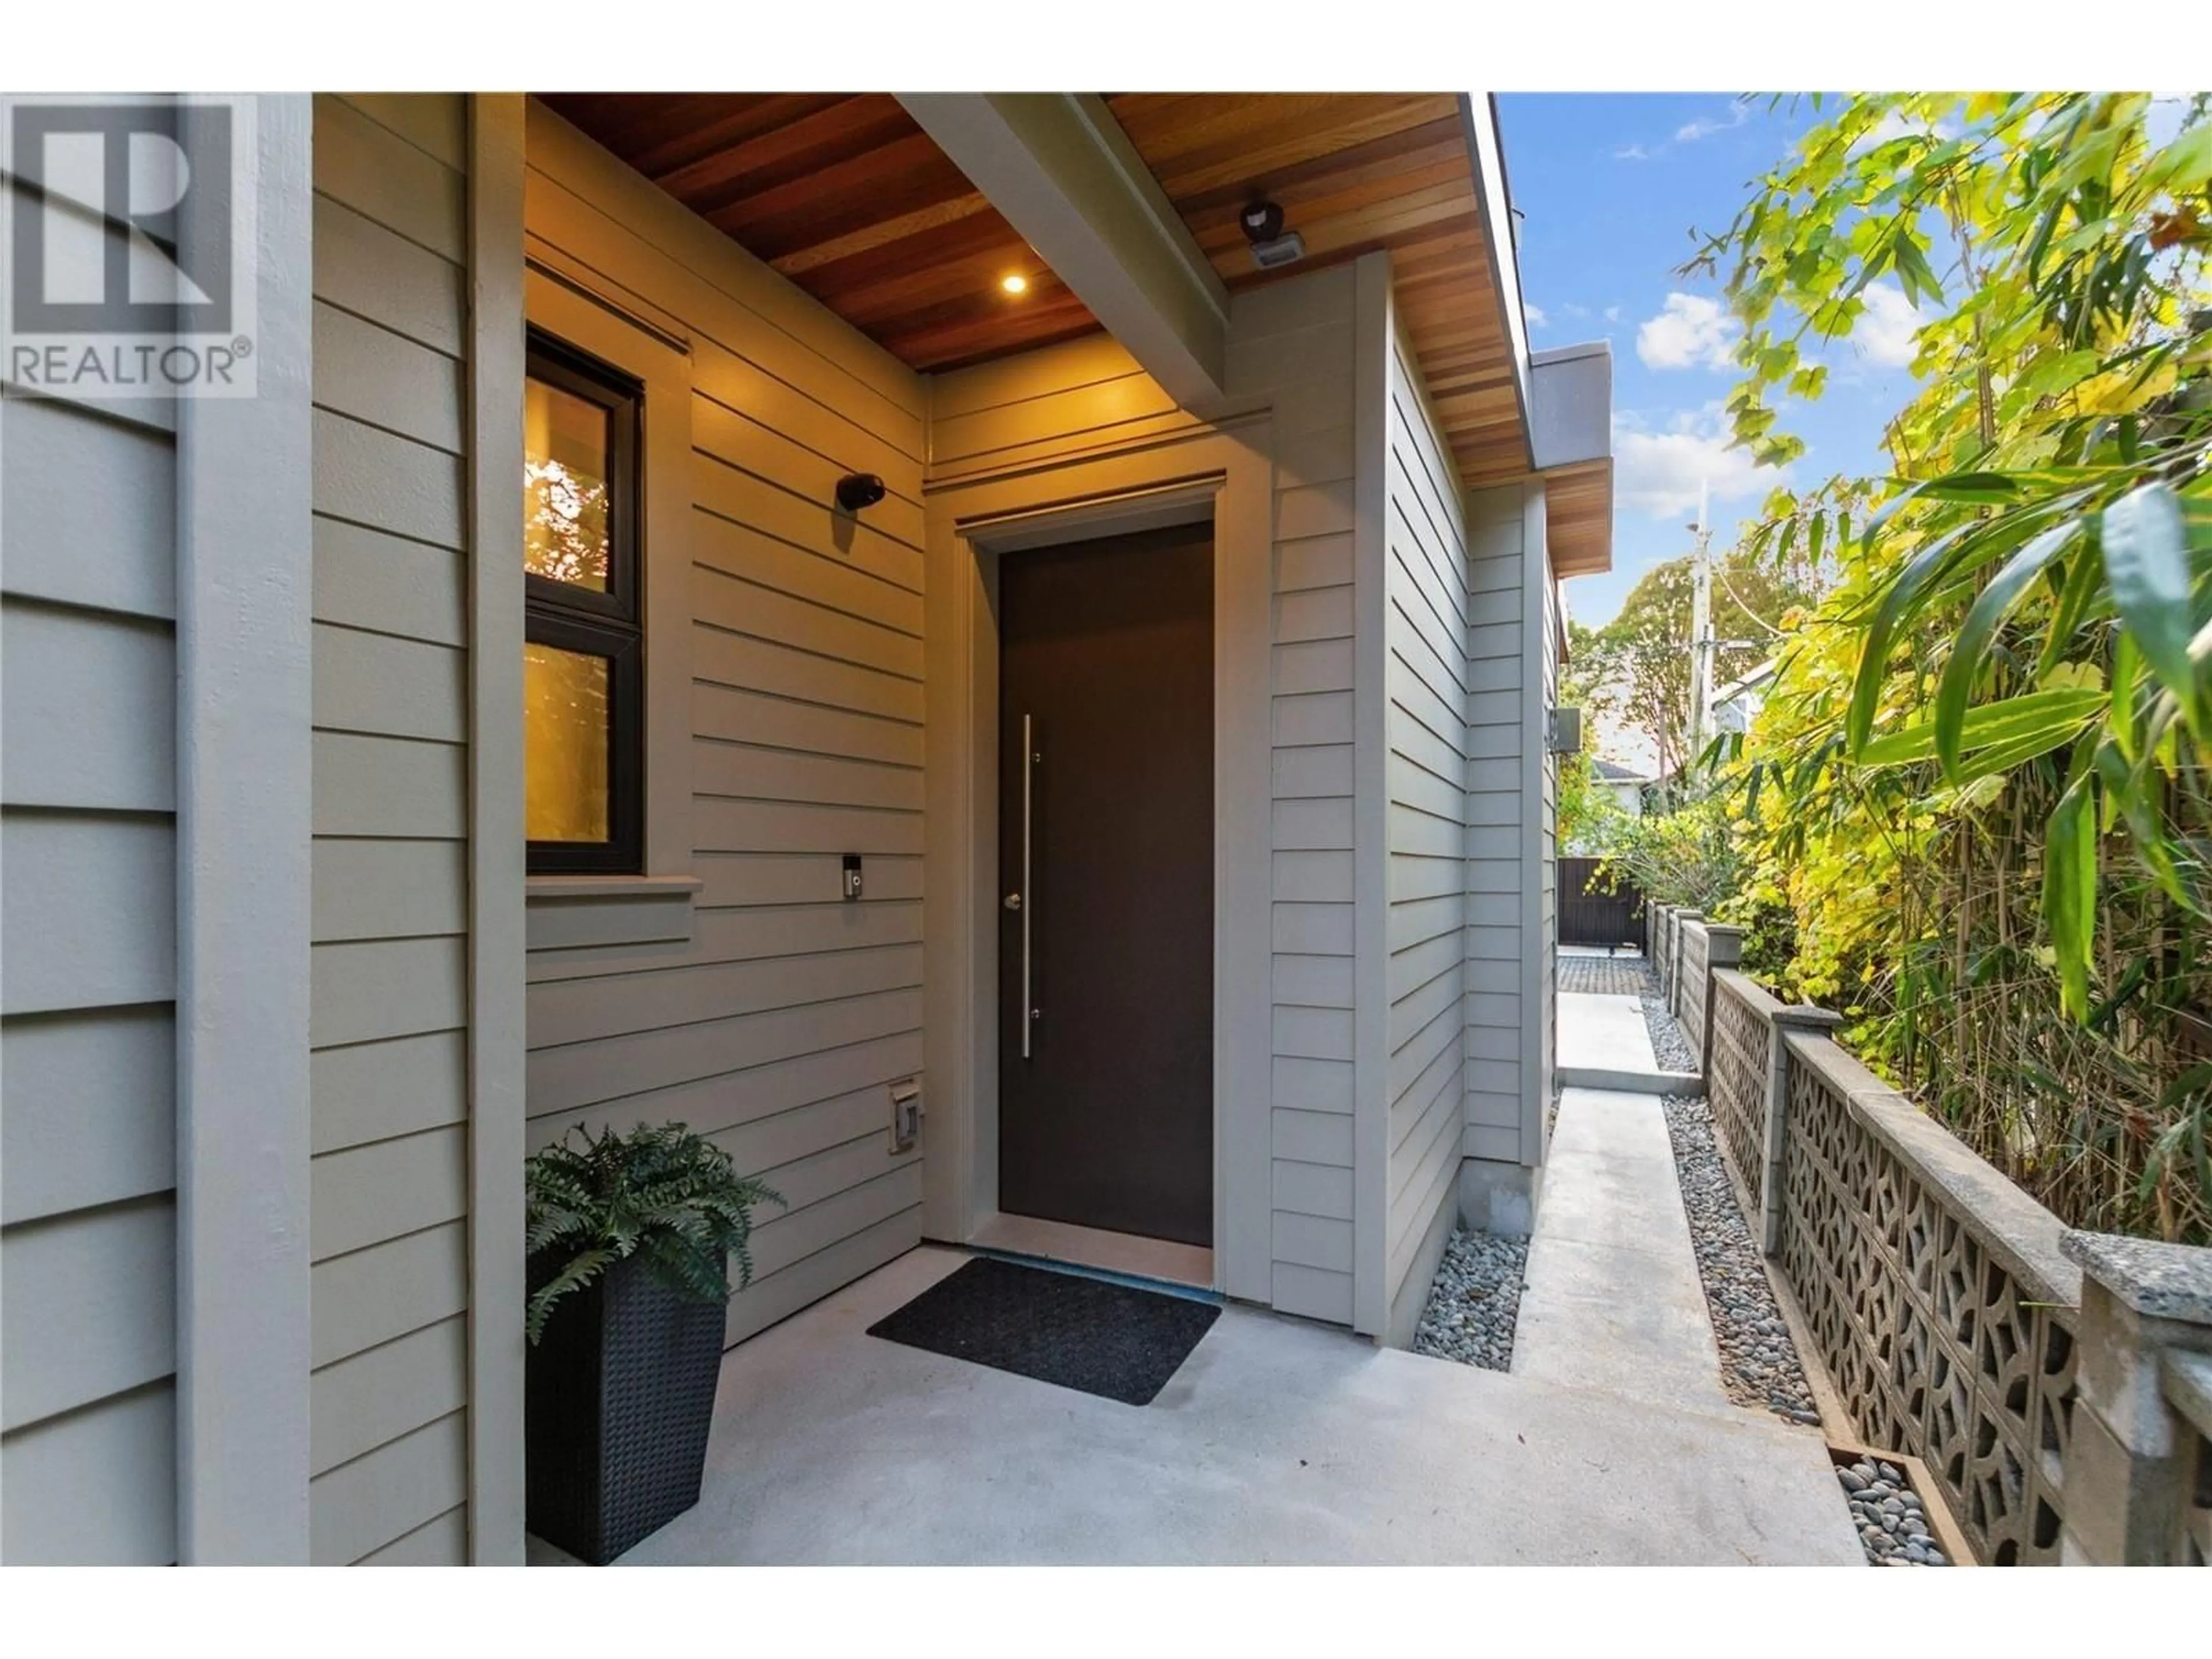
1497;94;1926;628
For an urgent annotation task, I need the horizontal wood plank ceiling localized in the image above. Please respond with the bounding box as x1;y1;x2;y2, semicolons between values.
537;93;1104;372
1105;93;1529;488
539;92;1600;555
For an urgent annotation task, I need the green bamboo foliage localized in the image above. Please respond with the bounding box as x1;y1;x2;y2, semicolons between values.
1680;92;2212;1243
1839;467;2208;1018
524;1122;784;1344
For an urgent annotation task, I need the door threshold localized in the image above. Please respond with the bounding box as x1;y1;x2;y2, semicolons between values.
969;1212;1214;1293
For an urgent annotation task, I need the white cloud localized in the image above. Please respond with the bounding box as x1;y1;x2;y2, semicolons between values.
1562;301;1592;320
1613;405;1789;520
1636;292;1739;371
1852;282;1924;368
1525;302;1548;329
1603;305;1622;324
1675;102;1752;144
1614;100;1759;167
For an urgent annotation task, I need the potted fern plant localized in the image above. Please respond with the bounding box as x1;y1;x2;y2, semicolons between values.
524;1122;781;1564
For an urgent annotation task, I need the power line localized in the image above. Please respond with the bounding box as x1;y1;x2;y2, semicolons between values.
1713;560;1784;638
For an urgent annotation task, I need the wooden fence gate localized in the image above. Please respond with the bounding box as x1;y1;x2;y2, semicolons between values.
1558;857;1644;948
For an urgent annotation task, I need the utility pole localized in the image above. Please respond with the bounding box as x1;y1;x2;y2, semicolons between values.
1686;479;1715;766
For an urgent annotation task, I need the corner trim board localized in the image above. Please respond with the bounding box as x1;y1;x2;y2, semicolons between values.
1349;248;1393;1338
1519;480;1551;1167
465;92;529;1566
175;91;315;1563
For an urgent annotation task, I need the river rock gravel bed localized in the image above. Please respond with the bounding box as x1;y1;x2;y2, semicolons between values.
1658;1093;1823;1430
1411;1228;1529;1371
1838;1456;1952;1566
1639;979;1699;1073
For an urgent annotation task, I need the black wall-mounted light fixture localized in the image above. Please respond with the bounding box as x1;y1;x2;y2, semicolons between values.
836;472;887;513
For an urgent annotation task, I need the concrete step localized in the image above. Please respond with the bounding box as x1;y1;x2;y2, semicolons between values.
1558;1063;1703;1094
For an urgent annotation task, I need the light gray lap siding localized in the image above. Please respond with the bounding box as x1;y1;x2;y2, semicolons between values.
1464;484;1533;1165
306;92;474;1565
521;102;930;1346
1537;546;1560;1149
1238;271;1364;1327
0;382;181;1562
1381;320;1470;1334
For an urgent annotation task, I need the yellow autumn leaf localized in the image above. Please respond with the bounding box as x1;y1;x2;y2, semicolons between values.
2039;660;2105;694
1956;774;2009;810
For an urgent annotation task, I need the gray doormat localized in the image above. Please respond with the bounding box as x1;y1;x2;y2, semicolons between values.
865;1257;1220;1406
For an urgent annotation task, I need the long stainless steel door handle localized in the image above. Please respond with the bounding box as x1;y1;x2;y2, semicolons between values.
1021;713;1034;1060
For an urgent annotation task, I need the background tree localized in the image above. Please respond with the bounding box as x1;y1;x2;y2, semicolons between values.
1600;787;1748;912
1577;545;1827;781
1556;629;1620;853
1555;744;1616;854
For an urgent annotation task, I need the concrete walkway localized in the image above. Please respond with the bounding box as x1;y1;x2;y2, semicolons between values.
570;1245;1859;1566
531;976;1859;1567
1557;992;1659;1073
1514;1087;1734;1414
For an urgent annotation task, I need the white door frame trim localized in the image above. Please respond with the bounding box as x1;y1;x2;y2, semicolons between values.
921;427;1274;1300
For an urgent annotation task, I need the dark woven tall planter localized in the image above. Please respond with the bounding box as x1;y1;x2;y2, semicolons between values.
525;1255;727;1564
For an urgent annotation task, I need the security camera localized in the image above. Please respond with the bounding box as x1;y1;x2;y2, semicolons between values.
835;472;887;512
1239;200;1286;244
1238;199;1305;270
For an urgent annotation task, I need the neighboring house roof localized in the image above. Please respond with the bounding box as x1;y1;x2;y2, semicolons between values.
1711;658;1776;737
1592;760;1649;783
1714;658;1777;706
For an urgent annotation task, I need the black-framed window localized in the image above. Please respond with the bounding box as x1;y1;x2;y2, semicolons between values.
524;329;645;874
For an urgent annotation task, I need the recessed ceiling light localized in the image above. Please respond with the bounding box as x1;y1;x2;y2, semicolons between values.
1000;273;1029;295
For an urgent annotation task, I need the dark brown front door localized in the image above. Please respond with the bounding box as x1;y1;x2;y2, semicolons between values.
997;521;1214;1247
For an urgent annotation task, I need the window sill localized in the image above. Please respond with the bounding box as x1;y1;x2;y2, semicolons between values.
525;873;703;902
524;873;702;953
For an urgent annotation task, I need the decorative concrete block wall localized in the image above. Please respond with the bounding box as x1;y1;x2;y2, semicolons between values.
2058;1234;2212;1566
1696;963;2212;1567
